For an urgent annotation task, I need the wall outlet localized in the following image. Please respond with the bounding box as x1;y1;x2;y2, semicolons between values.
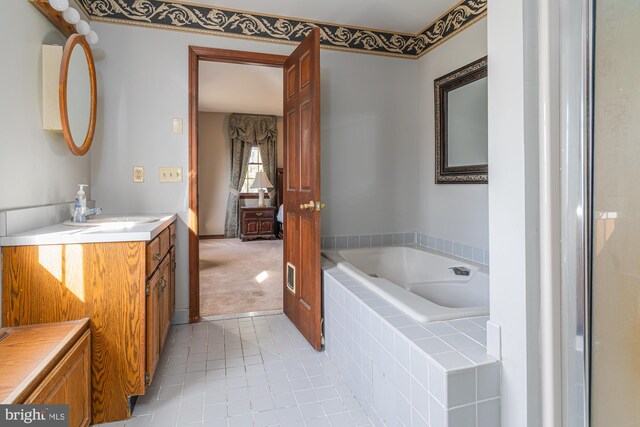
159;167;183;183
133;166;144;183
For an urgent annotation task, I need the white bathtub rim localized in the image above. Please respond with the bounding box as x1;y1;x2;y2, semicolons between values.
335;261;488;323
322;246;489;323
323;245;489;275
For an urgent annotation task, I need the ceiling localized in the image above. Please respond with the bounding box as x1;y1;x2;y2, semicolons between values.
198;62;283;116
187;0;459;34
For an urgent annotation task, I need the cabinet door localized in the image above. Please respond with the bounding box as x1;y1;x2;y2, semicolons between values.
146;272;160;385
244;219;259;235
159;257;171;351
170;247;175;323
259;219;274;235
26;330;91;427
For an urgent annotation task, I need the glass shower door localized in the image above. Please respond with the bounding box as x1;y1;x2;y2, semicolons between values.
590;1;640;425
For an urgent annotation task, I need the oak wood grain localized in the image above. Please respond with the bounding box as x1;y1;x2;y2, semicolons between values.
145;266;160;386
59;34;97;157
0;319;88;404
26;330;91;427
2;241;146;423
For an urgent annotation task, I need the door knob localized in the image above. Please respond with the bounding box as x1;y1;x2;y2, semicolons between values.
299;200;326;212
300;200;316;211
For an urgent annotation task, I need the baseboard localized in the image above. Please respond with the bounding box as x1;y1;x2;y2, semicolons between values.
199;234;225;239
172;309;189;325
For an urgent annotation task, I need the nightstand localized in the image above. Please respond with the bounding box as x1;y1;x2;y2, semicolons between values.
240;206;277;242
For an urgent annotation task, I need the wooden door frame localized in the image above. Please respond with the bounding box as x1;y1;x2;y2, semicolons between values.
188;46;288;323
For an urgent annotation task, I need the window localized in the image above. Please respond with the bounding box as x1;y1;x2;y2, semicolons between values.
241;146;264;193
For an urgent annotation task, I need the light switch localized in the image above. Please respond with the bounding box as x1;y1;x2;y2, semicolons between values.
159;167;183;183
172;118;183;134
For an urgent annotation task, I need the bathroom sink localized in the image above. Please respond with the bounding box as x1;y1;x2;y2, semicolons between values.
63;216;160;227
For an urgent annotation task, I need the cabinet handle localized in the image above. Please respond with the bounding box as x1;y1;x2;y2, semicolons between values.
152;252;161;261
159;278;167;289
255;212;263;217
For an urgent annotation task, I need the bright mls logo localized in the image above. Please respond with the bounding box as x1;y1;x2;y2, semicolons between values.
1;405;68;426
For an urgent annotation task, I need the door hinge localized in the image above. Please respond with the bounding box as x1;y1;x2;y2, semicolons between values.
321;317;325;346
145;284;150;296
145;371;150;386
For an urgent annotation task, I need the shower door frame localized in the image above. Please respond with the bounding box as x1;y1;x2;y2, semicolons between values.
557;0;594;425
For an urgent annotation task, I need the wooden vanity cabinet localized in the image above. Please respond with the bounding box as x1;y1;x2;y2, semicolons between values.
0;320;91;427
2;220;176;424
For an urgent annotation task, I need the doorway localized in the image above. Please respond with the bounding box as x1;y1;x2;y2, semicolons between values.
188;47;287;322
188;31;323;350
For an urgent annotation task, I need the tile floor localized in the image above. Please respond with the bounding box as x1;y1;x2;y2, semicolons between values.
97;314;371;427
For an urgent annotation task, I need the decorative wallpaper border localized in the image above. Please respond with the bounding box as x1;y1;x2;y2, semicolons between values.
77;0;487;58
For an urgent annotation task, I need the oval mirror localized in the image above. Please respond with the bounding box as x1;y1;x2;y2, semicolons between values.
60;34;97;156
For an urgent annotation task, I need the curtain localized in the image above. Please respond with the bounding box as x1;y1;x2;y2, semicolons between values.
224;114;278;238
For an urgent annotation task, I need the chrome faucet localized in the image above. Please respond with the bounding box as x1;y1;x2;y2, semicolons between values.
72;207;103;223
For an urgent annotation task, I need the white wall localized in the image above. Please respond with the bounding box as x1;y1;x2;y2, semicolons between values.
0;2;91;211
488;1;540;426
320;51;419;237
417;19;489;250
198;112;230;236
90;23;419;323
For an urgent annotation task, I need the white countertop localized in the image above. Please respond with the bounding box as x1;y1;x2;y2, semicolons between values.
0;214;177;247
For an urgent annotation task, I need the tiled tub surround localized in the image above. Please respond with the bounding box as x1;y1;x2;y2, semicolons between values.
323;262;501;427
321;233;489;267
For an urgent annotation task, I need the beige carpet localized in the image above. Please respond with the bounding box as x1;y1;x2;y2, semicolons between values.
199;238;283;317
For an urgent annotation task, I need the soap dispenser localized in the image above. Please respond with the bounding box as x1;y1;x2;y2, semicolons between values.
72;184;88;222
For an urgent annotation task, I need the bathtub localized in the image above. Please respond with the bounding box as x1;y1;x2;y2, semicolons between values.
323;246;489;322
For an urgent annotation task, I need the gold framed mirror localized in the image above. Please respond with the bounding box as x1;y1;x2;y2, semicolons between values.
59;34;97;156
434;56;488;184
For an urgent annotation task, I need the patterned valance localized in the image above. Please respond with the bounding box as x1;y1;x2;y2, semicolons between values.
229;114;277;146
77;0;487;59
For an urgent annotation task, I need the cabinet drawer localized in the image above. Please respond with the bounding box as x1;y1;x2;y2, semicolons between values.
243;209;274;220
158;228;170;260
146;237;161;274
146;228;170;275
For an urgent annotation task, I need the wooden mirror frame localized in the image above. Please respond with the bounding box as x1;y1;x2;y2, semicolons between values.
60;34;97;156
434;56;488;184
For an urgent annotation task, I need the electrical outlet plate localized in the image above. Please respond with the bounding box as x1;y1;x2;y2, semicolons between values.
133;166;144;183
172;118;183;134
159;167;183;183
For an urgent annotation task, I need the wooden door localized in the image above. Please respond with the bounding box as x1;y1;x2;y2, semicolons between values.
283;28;323;350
